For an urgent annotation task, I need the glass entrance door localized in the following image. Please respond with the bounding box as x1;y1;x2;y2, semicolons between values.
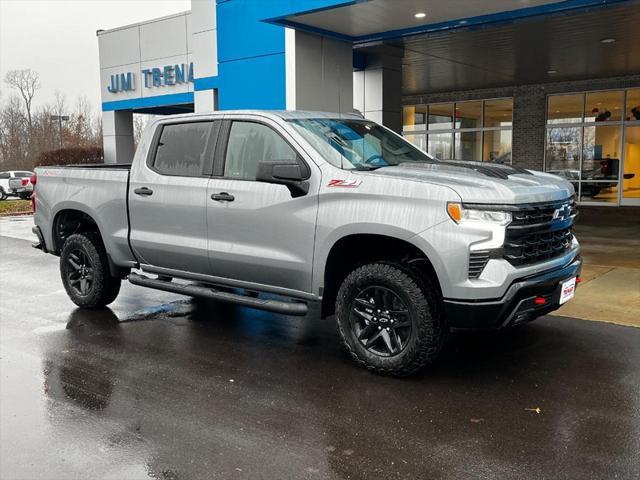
622;125;640;205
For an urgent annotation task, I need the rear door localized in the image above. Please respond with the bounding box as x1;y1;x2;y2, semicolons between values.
205;116;319;294
129;119;220;275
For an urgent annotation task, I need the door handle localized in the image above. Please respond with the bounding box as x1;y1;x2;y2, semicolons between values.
134;187;153;196
211;192;235;202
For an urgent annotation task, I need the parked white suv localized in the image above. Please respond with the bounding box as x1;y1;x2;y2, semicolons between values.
0;170;34;200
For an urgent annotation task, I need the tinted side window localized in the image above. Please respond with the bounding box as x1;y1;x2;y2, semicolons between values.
16;172;31;177
153;122;213;176
0;173;10;179
224;121;297;180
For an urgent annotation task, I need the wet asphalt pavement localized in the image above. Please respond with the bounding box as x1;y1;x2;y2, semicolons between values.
1;232;639;480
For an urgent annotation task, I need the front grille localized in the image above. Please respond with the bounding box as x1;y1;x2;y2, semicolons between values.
469;251;491;278
503;199;576;267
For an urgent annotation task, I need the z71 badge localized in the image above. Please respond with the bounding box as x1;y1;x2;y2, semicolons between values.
327;179;362;188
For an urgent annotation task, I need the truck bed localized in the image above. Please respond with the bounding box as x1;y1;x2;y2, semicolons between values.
34;164;135;266
43;163;132;170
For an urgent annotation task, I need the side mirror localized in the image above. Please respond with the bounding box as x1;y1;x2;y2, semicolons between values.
256;160;309;197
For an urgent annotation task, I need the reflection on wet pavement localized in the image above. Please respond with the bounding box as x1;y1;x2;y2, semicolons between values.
2;236;640;479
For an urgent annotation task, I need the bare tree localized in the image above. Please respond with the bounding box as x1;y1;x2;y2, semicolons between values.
133;114;155;148
1;96;103;170
4;69;40;130
0;95;28;169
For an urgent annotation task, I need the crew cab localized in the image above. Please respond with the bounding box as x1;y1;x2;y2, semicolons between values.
31;111;581;376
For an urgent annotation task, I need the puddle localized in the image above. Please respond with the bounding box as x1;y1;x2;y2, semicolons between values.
121;299;193;323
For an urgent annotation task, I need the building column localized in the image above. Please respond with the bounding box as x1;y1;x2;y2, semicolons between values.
285;29;353;113
195;89;218;112
353;46;403;133
102;110;134;164
192;0;218;113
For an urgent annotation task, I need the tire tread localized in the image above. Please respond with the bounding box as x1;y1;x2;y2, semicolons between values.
335;262;443;377
60;232;121;308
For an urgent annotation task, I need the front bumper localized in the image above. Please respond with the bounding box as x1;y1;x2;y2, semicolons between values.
444;255;582;330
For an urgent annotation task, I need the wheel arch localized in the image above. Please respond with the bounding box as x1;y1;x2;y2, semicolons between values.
52;207;102;254
52;206;129;278
319;232;442;318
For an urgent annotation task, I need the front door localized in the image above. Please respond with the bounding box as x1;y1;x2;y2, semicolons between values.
206;117;318;294
129;120;219;275
622;124;640;206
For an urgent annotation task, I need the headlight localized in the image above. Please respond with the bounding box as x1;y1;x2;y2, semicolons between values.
447;202;512;226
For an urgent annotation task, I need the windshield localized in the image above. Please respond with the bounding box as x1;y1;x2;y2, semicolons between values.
288;118;435;170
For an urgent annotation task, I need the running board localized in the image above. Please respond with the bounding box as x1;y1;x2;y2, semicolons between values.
128;273;308;316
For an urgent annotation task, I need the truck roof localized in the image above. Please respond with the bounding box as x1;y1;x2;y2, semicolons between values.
151;110;365;122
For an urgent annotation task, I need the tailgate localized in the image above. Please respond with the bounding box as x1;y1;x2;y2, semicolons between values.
8;178;27;191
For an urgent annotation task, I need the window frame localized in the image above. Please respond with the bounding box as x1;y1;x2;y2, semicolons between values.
402;97;513;163
147;119;220;178
215;118;310;181
543;88;640;206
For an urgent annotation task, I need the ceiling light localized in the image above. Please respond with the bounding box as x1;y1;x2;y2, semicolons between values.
600;38;616;44
414;12;426;19
547;69;557;74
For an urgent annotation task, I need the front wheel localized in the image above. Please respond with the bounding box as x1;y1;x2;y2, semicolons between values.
335;262;444;377
60;233;121;308
0;187;7;201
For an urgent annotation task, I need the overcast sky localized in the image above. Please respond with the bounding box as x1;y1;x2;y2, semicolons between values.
0;0;190;113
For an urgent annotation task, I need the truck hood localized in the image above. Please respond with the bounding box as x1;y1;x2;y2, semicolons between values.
370;161;574;204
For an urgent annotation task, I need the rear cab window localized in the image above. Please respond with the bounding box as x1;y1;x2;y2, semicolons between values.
151;121;218;177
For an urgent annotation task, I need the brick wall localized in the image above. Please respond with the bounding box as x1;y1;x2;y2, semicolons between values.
403;74;640;171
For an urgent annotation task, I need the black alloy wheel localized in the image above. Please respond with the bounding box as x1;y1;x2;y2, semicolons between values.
335;262;444;376
60;233;121;308
350;285;413;357
66;249;95;296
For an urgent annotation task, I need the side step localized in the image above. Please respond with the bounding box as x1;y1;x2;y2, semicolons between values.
128;273;308;316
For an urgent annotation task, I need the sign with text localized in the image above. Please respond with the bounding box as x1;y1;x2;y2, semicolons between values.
108;62;194;93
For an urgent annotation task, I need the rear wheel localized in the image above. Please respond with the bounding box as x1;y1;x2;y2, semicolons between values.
60;233;121;308
0;188;6;201
335;262;444;377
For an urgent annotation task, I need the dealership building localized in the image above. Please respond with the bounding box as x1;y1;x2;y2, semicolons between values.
98;0;640;206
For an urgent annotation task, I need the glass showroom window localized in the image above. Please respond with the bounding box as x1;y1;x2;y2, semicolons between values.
545;89;640;205
402;98;513;162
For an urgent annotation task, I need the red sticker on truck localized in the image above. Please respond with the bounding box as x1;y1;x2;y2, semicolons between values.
327;179;361;188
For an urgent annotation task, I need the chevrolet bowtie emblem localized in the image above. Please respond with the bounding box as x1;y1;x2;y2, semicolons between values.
553;204;569;220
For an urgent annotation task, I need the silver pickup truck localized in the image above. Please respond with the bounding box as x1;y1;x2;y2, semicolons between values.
32;111;581;376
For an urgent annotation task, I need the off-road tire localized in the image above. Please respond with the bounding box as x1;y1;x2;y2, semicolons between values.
60;233;121;308
335;262;444;377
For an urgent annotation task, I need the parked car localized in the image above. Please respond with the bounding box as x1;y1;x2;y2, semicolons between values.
8;172;35;200
0;170;34;200
31;111;581;376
